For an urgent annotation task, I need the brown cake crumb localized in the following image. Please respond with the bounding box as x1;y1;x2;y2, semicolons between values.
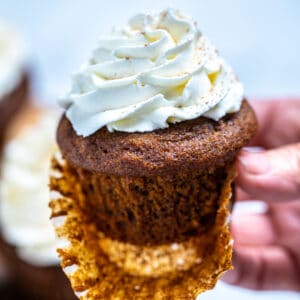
51;98;257;299
49;154;234;299
0;74;29;150
0;75;29;133
57;100;257;177
52;161;233;245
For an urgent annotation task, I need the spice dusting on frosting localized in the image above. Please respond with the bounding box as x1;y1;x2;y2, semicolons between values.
61;8;243;137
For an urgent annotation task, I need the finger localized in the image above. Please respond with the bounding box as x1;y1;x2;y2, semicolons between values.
231;213;276;246
231;202;300;247
249;99;300;148
236;147;264;201
237;144;300;201
236;187;251;201
268;201;300;255
222;245;300;291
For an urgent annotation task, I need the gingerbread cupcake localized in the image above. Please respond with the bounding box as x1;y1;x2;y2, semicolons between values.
50;9;257;299
0;106;76;300
0;23;29;151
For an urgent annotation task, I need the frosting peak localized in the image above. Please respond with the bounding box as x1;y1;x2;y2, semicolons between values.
61;9;243;136
0;110;60;266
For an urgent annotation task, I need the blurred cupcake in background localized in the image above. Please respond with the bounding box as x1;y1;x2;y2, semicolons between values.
0;105;76;300
0;22;30;152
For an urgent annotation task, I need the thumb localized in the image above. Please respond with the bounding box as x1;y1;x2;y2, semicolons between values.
222;246;300;291
237;144;300;201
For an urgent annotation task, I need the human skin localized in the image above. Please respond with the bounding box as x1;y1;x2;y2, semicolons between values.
222;99;300;291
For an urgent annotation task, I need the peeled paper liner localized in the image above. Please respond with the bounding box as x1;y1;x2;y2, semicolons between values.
49;153;234;300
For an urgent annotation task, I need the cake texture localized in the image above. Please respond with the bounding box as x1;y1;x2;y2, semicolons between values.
58;100;256;177
57;100;255;246
50;153;234;299
0;106;77;300
0;75;29;151
50;8;257;299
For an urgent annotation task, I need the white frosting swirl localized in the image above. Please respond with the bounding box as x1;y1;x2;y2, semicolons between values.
61;9;243;136
0;111;60;266
0;23;27;99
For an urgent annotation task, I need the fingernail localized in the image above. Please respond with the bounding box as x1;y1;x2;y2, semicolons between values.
238;151;271;174
242;147;265;153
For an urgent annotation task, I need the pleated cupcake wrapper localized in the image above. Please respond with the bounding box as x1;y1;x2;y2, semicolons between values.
49;151;234;299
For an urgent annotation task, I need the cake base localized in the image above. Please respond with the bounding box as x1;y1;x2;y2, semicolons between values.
54;160;233;246
57;100;257;177
0;236;77;300
0;74;29;153
49;153;234;299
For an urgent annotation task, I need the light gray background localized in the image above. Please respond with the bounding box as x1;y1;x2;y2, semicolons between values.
1;0;300;103
1;1;300;299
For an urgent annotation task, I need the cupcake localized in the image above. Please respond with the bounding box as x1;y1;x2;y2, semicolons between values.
50;9;257;299
0;106;76;300
0;23;29;151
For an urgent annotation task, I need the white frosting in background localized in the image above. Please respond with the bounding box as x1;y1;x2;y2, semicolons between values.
0;23;27;99
0;111;60;267
61;8;243;137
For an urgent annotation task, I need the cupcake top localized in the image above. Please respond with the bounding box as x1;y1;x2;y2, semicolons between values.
58;101;257;176
61;8;243;137
0;22;27;99
0;109;60;266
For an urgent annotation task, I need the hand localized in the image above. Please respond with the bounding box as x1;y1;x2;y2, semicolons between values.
222;99;300;291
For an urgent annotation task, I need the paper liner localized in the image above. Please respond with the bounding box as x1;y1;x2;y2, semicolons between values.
49;153;234;299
